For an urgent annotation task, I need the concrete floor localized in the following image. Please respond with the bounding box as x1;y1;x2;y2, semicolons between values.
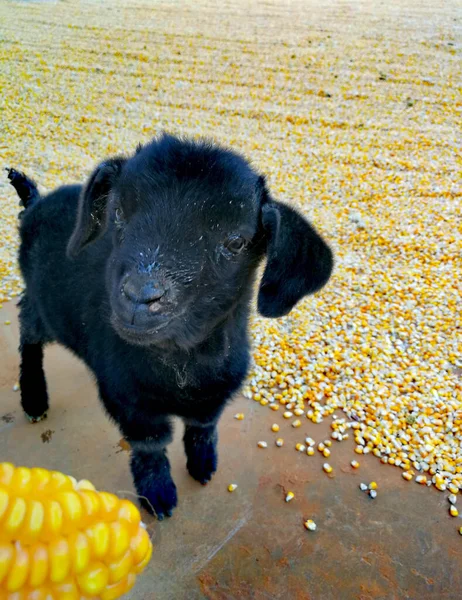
1;301;461;600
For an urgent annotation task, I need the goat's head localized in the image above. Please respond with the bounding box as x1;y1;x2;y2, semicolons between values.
67;134;333;349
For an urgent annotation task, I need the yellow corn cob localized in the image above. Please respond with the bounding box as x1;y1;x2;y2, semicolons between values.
0;463;152;599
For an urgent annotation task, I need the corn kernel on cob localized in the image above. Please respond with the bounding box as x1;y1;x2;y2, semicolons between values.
0;463;152;598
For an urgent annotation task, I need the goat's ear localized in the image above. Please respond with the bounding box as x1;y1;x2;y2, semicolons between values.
257;186;333;318
67;158;125;258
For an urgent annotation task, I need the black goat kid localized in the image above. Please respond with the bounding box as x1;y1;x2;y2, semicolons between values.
7;134;333;519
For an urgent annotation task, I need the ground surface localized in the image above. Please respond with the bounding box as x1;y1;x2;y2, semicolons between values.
1;0;461;599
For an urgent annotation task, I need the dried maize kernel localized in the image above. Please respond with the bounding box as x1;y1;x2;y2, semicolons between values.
369;490;377;499
257;441;268;448
283;411;293;419
285;492;294;502
323;463;333;474
271;424;280;432
359;483;368;491
295;443;305;452
227;484;238;492
307;448;315;456
449;494;457;505
350;461;360;469
292;419;302;428
304;520;317;531
322;449;331;458
234;413;244;420
402;472;413;481
450;505;459;517
275;438;284;447
0;463;152;598
369;482;377;490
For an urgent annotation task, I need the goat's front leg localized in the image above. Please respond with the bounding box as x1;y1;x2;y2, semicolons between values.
130;427;177;520
99;388;177;519
183;409;224;485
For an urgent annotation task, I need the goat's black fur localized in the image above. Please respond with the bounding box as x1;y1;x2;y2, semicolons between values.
10;133;333;519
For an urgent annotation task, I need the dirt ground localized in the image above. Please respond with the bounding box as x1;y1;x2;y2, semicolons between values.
1;0;461;598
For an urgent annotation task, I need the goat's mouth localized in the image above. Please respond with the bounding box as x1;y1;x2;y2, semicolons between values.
111;312;173;346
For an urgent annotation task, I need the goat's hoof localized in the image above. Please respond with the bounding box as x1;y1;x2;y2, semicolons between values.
25;411;48;424
186;451;217;486
137;477;178;520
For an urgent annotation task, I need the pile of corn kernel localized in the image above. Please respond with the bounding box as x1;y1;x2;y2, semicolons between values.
0;0;460;496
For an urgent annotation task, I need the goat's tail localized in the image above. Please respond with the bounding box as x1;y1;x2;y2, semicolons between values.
6;168;40;209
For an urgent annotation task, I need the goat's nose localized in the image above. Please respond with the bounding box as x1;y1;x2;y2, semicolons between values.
123;279;166;304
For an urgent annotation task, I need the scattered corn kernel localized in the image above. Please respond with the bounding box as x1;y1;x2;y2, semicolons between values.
323;448;331;458
323;463;333;474
369;490;377;499
369;482;378;490
275;438;284;447
271;424;280;432
304;520;317;531
234;413;244;421
285;492;295;502
305;438;315;447
294;408;304;417
295;443;306;452
359;483;368;491
292;419;302;428
350;461;360;469
4;321;11;325
307;447;315;456
449;494;457;505
402;472;413;481
257;441;268;449
450;505;459;517
227;484;238;492
416;475;427;485
283;412;293;419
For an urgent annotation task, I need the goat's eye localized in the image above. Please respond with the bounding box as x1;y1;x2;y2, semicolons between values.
224;235;246;255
